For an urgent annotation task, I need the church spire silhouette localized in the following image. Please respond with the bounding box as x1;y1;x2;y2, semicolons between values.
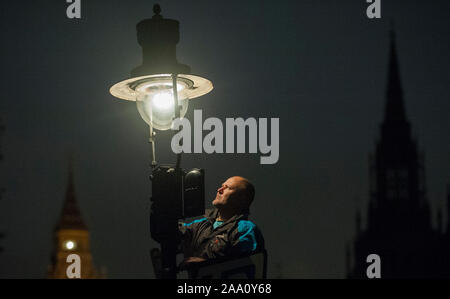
384;29;407;124
380;28;413;150
57;159;86;230
348;30;448;278
374;28;421;213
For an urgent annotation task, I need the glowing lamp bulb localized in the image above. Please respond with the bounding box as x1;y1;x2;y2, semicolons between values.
152;92;175;111
136;82;189;131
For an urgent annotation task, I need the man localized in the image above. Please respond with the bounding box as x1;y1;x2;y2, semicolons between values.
179;176;264;267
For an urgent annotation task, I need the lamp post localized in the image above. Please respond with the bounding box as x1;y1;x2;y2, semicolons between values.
109;4;213;279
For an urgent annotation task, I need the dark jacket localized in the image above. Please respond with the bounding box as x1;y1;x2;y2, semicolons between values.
179;209;265;260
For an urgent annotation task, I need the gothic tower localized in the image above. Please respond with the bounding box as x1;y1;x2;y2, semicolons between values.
348;31;449;278
48;162;98;279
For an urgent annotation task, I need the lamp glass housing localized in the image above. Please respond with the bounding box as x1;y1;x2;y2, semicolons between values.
110;74;213;130
136;80;188;130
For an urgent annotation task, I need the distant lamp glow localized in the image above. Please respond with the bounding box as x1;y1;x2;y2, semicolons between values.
65;240;75;250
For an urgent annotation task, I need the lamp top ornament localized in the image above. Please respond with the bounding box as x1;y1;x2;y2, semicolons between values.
110;4;213;102
131;4;190;77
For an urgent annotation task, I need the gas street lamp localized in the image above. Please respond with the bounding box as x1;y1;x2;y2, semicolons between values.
110;3;213;164
109;4;212;278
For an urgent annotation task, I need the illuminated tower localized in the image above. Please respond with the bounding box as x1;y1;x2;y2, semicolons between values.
48;162;98;279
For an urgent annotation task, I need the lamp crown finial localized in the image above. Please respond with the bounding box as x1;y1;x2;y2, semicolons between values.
153;4;161;16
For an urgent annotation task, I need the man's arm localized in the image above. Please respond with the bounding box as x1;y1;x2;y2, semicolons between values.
229;220;259;256
178;217;208;256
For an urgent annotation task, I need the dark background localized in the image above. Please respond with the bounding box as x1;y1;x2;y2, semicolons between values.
0;0;448;278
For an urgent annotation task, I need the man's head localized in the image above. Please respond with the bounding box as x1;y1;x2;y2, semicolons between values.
212;176;255;215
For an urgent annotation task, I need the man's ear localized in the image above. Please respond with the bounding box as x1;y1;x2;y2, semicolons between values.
239;193;251;209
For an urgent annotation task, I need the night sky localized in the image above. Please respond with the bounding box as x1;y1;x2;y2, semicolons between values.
0;0;449;278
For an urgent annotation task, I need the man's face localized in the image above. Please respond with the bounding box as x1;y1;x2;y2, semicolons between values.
212;177;245;209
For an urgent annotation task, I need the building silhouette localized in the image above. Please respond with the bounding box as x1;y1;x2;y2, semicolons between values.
347;32;450;278
48;162;99;279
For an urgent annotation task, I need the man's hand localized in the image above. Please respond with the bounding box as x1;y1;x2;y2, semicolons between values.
183;256;206;263
179;256;206;270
